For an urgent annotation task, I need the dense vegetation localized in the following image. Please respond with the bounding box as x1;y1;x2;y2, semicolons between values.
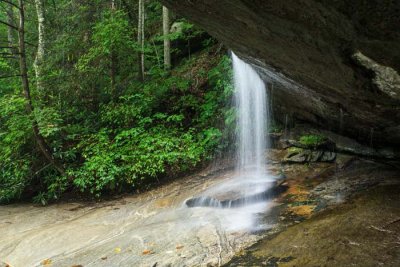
0;0;234;204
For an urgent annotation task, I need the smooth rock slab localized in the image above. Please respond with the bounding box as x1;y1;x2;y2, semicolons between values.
0;169;273;267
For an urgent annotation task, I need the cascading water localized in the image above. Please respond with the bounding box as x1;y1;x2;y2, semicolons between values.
185;52;282;230
233;52;268;177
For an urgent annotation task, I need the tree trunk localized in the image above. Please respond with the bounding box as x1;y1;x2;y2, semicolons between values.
162;6;171;70
137;0;145;81
34;0;46;95
18;0;65;176
110;0;117;97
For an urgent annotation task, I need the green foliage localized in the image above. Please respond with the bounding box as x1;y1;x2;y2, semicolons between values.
66;52;231;197
35;107;63;138
299;135;326;147
77;10;135;72
69;124;220;196
0;95;32;203
166;19;205;42
32;192;49;206
100;94;153;127
205;55;235;150
0;160;30;203
269;123;283;133
0;0;229;203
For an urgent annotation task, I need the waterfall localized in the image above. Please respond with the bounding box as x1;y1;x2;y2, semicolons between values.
232;52;269;177
185;52;280;232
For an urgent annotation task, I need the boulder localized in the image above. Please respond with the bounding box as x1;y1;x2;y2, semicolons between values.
283;149;336;163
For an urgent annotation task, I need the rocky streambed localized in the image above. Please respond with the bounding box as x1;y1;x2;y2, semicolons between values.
1;148;399;267
225;159;400;267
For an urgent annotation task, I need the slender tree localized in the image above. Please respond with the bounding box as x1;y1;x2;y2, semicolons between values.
17;0;65;176
33;0;46;95
162;6;171;70
110;0;118;96
137;0;145;81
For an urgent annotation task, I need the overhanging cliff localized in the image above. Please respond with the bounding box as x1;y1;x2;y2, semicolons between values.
161;0;400;147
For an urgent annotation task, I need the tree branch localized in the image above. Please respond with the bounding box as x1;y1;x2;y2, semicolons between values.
0;40;36;47
0;74;21;79
0;51;20;55
0;19;19;31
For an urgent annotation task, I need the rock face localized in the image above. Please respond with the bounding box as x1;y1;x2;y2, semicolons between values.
352;51;400;101
161;0;400;147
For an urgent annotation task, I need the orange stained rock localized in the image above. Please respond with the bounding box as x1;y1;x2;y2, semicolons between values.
288;205;316;217
41;259;52;266
142;249;153;255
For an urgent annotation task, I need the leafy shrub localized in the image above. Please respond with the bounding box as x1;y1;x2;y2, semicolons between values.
0;95;33;203
69;122;221;196
0;160;30;203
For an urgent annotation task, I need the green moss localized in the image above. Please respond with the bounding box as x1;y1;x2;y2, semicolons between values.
288;147;303;154
299;135;326;146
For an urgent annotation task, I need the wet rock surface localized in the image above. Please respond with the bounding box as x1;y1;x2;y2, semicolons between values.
281;124;400;159
0;167;262;267
226;183;400;267
225;157;400;266
185;181;288;209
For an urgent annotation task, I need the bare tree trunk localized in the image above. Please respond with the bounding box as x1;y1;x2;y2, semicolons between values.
34;0;46;94
163;6;171;70
110;0;117;96
18;0;65;176
137;0;145;81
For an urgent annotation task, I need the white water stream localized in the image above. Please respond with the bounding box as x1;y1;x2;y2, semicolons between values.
233;52;269;175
